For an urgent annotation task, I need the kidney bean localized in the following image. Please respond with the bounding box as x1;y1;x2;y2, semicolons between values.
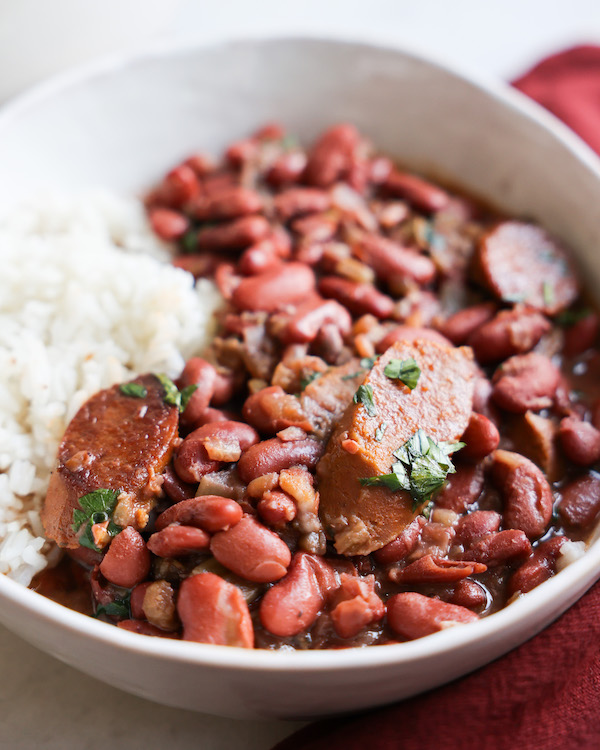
461;529;532;566
390;555;486;584
460;412;500;462
238;239;285;276
243;385;313;435
437;303;496;345
257;490;297;528
387;592;478;640
304;124;360;187
383;170;451;213
291;213;338;242
274;188;332;222
211;369;238;406
155;495;243;533
232;262;316;313
196;215;271;251
467;308;551;365
508;536;568;596
373;517;426;564
492;352;561;413
434;464;484;513
210;515;291;583
330;574;385;639
184;153;216;175
177;357;218;426
158;164;200;208
225;137;259;166
162;465;197;505
172;252;221;278
376;325;451;353
450;579;488;610
454;511;502;548
354;234;436;287
191;407;232;428
558;474;600;527
214;262;241;299
267;151;308;186
491;450;553;538
99;527;150;589
191;186;263;221
130;582;151;620
147;525;211;557
259;552;335;636
563;312;599;356
149;208;190;241
281;298;352;344
174;421;259;483
318;276;395;319
237;437;324;483
177;572;253;647
559;416;600;466
118;620;180;638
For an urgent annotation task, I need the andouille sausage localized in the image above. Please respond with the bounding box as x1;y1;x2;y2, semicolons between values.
317;339;475;555
42;375;179;548
475;221;579;315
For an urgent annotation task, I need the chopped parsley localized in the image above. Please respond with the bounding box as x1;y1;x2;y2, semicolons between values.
360;356;378;370
95;593;131;620
155;374;198;413
180;229;198;254
280;134;299;150
360;429;464;509
556;308;591;327
300;371;323;390
383;357;421;390
375;422;388;442
119;382;148;399
72;489;122;551
353;384;377;417
542;281;555;307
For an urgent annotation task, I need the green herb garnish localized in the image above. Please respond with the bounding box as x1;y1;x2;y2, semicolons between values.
155;374;197;413
180;384;198;411
360;356;378;370
95;593;131;620
556;308;591;327
181;229;198;254
542;281;555;307
119;382;148;399
72;489;122;551
375;422;388;442
281;134;299;150
341;371;365;381
360;429;464;508
353;384;377;417
300;371;323;390
383;357;421;390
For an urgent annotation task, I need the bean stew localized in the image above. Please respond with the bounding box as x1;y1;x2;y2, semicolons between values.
34;123;600;649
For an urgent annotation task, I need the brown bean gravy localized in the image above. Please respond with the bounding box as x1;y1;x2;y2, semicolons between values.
32;123;600;649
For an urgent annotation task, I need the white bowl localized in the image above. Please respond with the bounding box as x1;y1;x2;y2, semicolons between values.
1;36;600;721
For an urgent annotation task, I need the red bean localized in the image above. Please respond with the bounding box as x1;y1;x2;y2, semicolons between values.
460;412;500;462
383;170;451;213
491;450;553;539
155;495;243;533
161;465;196;505
467;308;551;365
461;529;532;566
559;416;600;466
197;215;271;251
147;525;211;557
563;313;599;356
177;358;218;427
266;151;307;186
274;187;332;222
387;592;478;640
558;474;600;527
257;490;297;528
450;579;488;610
158;164;200;208
237;437;324;483
389;556;486;584
238;239;286;276
454;511;502;547
376;325;451;353
171;252;220;278
508;536;567;596
373;517;425;564
304;124;360;187
118;620;179;638
130;582;151;620
437;303;496;345
492;352;560;413
99;527;150;589
210;515;291;583
434;464;484;513
354;234;436;286
259;552;335;636
232;262;316;313
318;276;395;319
191;186;263;221
281;298;352;344
177;573;253;647
149;208;190;240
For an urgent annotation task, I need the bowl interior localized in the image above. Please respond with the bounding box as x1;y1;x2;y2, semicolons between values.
1;36;600;719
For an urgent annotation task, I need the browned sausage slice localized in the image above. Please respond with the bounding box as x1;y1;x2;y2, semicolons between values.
317;340;475;555
42;374;179;548
476;221;578;314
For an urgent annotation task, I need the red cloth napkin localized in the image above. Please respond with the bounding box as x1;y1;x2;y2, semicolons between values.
273;47;600;750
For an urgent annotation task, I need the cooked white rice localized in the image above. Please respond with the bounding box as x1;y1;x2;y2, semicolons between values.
0;190;222;585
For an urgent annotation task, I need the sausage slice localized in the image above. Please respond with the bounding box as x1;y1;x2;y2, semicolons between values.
42;374;179;548
475;221;578;314
317;340;475;555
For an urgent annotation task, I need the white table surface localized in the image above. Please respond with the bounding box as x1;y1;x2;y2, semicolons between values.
3;1;600;748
